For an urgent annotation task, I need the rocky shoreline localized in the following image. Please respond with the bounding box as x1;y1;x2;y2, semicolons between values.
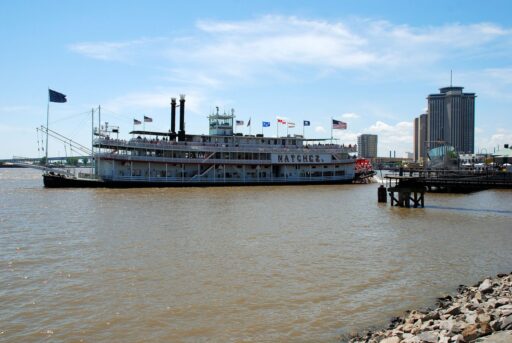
346;272;512;343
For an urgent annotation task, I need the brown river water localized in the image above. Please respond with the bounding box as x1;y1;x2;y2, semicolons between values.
1;168;511;342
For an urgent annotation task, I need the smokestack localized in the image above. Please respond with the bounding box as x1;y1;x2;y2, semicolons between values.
178;94;186;141
170;98;177;135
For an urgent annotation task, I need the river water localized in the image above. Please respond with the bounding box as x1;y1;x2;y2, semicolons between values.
1;168;511;342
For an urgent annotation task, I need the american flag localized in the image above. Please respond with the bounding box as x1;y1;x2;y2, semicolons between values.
144;116;152;123
332;119;347;130
133;119;142;125
236;120;244;126
287;122;295;128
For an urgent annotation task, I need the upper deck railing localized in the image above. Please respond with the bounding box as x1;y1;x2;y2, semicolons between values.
94;138;352;154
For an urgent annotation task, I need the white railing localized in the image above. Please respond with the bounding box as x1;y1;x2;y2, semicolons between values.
95;138;352;154
103;174;352;183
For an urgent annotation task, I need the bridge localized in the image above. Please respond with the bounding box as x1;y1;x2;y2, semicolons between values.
0;156;91;168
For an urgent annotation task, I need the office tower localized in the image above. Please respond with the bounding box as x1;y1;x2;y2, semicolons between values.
357;134;378;158
427;86;476;153
413;113;428;162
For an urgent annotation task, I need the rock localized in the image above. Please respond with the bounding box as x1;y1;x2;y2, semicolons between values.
446;305;462;316
497;305;512;317
439;320;454;332
379;336;400;343
495;297;510;307
417;331;439;343
425;310;441;321
474;330;512;342
401;336;421;343
499;314;512;330
478;313;492;324
466;312;478;324
479;279;493;294
450;334;464;342
421;319;434;330
462;323;480;342
402;323;414;333
478;322;493;336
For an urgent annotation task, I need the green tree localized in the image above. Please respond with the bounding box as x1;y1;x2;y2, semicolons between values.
66;157;79;166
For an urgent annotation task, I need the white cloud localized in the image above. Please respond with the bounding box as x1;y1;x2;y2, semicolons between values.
341;112;359;119
315;126;326;133
69;16;512;91
103;89;206;114
332;120;414;157
69;37;166;62
476;128;512;153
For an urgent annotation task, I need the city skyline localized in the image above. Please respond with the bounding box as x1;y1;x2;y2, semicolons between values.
1;0;512;159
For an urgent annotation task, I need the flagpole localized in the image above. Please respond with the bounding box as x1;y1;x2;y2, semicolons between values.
91;108;94;176
249;117;251;135
97;105;101;177
330;117;333;144
302;122;305;138
276;119;279;138
45;89;49;168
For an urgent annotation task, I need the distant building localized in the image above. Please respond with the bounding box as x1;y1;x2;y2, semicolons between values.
427;86;476;154
357;134;378;158
413;113;428;163
414;86;476;162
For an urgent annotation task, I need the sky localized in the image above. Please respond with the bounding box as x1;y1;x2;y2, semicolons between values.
1;0;512;159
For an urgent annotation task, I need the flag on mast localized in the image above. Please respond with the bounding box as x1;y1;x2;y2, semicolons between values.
236;120;244;126
247;118;251;127
144;116;152;122
332;119;347;130
303;120;310;126
134;119;142;125
49;89;67;103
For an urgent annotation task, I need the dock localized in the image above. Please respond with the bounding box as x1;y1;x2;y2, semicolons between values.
382;170;512;207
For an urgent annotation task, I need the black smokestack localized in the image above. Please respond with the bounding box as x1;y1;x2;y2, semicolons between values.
170;98;177;135
178;94;186;141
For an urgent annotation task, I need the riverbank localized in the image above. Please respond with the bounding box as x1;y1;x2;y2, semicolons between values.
347;272;512;342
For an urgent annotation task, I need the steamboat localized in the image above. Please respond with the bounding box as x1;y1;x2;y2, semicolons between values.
43;95;357;187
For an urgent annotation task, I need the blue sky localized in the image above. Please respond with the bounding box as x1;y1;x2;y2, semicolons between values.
1;0;512;159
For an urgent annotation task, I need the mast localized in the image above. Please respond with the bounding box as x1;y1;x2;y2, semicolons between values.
46;89;49;168
91;108;94;176
97;105;101;177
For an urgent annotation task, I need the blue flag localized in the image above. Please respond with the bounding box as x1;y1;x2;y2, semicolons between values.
49;89;67;103
262;121;270;127
303;120;310;126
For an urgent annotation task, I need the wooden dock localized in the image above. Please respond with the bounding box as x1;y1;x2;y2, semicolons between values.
382;171;512;207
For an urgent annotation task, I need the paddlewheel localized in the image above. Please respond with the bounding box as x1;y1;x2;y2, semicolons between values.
354;158;375;182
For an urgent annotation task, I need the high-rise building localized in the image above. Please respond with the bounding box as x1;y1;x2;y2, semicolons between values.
427;86;476;154
413;113;428;162
357;134;378;158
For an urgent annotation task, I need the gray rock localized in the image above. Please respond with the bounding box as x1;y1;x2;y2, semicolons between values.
475;330;512;343
479;279;493;294
446;305;462;316
417;331;439;343
499;314;512;330
379;337;400;343
450;334;464;342
498;305;512;316
478;313;492;324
